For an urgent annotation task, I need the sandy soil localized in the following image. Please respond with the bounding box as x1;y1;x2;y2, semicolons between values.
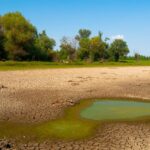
0;67;150;150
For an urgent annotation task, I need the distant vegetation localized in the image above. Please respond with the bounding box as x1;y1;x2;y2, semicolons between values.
0;12;149;63
0;60;150;71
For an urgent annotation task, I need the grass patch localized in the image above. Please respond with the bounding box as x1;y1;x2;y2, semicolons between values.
0;60;150;71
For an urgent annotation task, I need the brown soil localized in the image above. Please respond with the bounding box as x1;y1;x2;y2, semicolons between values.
0;67;150;150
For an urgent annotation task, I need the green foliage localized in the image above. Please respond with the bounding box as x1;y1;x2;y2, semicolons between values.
38;31;55;51
1;12;37;60
109;39;129;61
77;38;91;60
0;12;56;61
134;53;140;61
59;37;77;61
76;29;91;40
77;30;109;62
76;29;92;61
35;30;56;61
0;12;133;62
0;17;6;60
90;36;107;61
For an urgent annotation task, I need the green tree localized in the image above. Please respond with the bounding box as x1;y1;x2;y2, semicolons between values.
0;17;6;60
59;37;77;61
1;12;37;60
76;29;91;60
75;29;91;40
109;39;129;61
38;31;55;50
35;30;56;61
90;35;107;61
77;31;108;61
135;53;140;61
77;38;91;60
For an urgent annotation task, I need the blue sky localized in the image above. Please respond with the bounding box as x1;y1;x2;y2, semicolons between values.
0;0;150;56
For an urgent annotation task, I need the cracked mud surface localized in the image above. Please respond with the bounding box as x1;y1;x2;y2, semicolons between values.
0;67;150;149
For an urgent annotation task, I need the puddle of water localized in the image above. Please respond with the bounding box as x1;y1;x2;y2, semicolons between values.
81;100;150;121
0;100;97;141
0;99;150;141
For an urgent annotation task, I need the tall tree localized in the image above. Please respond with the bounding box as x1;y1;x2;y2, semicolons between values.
59;37;77;61
90;36;107;61
38;31;56;50
76;29;91;60
76;29;91;40
77;31;108;61
0;17;6;60
109;39;129;61
35;30;56;60
1;12;37;60
77;38;91;60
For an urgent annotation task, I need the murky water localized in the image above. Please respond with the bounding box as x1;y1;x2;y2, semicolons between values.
0;99;150;141
81;100;150;121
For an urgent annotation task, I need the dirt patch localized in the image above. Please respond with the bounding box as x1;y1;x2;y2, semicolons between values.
0;67;150;149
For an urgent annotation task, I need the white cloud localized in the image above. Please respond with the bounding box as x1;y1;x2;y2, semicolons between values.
111;35;124;40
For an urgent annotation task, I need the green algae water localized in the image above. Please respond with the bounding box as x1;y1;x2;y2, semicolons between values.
80;100;150;121
0;99;150;141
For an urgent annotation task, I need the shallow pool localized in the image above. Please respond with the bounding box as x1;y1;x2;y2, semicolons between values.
0;99;150;140
80;100;150;121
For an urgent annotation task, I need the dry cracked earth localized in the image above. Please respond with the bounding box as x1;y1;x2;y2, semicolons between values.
0;67;150;150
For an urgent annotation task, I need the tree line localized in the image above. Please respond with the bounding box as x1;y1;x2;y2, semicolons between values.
0;12;130;62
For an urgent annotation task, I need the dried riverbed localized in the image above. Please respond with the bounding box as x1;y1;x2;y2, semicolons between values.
0;67;150;150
